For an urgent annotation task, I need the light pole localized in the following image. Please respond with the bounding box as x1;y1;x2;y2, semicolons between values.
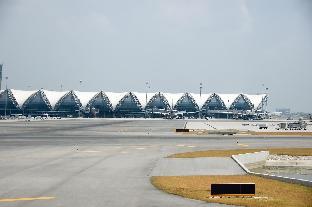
145;82;150;118
260;84;269;119
261;84;264;112
4;76;8;117
79;80;83;91
264;87;269;115
78;80;82;117
0;64;2;91
261;84;269;112
199;82;203;119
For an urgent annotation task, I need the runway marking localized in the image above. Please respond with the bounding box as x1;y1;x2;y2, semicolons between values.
135;147;145;150
237;143;249;147
0;196;55;202
176;144;185;147
80;150;101;153
187;145;196;148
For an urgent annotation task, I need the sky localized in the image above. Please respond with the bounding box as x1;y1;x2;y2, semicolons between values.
0;0;311;112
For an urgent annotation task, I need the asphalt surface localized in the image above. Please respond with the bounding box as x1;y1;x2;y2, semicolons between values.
0;119;312;207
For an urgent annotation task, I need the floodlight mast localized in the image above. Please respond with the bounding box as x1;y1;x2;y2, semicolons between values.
261;84;264;112
261;84;269;112
0;64;2;91
4;76;8;117
199;82;203;119
145;82;150;118
78;80;83;117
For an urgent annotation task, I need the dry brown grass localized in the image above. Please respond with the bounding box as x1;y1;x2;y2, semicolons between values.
169;148;312;158
151;175;312;207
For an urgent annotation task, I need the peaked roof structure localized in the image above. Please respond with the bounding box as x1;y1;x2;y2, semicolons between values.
10;89;37;108
201;93;227;110
74;91;98;108
244;94;267;110
115;92;143;112
54;90;82;111
105;92;128;110
22;90;52;110
229;94;253;110
190;93;212;109
174;93;199;111
146;92;171;110
132;92;155;109
218;93;240;109
162;93;184;108
2;89;268;114
43;90;69;109
85;91;113;112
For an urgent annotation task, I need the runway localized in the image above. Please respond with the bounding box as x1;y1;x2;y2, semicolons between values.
0;119;311;207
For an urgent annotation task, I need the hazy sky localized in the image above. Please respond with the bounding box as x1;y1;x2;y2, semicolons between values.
0;0;311;112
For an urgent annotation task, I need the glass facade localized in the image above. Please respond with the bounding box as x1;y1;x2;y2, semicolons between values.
23;91;51;115
230;95;252;110
174;93;198;112
115;93;142;116
55;92;81;116
0;90;267;118
146;93;170;110
203;95;226;111
0;90;20;115
87;92;113;117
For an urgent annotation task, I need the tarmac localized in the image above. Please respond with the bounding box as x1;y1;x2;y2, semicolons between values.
151;157;246;176
0;119;311;207
186;119;312;132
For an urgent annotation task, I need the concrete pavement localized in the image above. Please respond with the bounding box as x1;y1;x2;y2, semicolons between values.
0;119;311;207
151;157;246;176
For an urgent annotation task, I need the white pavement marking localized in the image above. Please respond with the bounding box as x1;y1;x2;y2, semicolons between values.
79;150;101;153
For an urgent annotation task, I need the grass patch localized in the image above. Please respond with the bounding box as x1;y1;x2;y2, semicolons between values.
151;175;312;207
169;148;312;158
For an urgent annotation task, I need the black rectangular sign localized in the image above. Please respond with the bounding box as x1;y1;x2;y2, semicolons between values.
211;183;255;196
176;129;189;132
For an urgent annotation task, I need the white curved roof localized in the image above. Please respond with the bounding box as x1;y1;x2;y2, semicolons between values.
162;93;184;108
43;90;68;109
244;94;267;109
7;89;267;111
132;92;155;108
74;91;98;108
217;93;240;109
190;93;212;108
10;89;37;108
105;92;128;109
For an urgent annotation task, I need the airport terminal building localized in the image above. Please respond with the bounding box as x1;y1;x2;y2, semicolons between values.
0;89;268;119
